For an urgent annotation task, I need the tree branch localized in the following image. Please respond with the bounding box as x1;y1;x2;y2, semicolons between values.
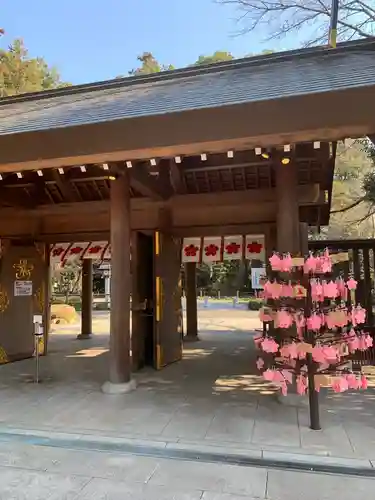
330;196;366;214
217;0;374;43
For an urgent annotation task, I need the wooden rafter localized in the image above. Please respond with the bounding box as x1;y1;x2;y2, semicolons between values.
50;169;77;203
127;162;172;200
0;187;35;208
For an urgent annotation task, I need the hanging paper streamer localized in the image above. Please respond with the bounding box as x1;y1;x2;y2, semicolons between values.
63;242;90;265
182;237;202;263
83;242;109;260
223;235;243;261
50;243;72;265
245;234;265;262
202;237;222;263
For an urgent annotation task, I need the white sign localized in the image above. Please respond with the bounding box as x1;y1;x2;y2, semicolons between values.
251;268;265;290
14;280;33;296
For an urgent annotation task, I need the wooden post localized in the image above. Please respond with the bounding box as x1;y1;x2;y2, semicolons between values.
102;170;135;394
77;259;93;339
299;222;309;256
275;160;302;406
275;161;300;254
185;262;198;341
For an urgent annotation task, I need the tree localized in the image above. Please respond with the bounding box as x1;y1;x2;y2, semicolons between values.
194;51;234;65
52;263;82;303
217;0;375;46
318;139;375;239
129;52;174;75
0;39;67;97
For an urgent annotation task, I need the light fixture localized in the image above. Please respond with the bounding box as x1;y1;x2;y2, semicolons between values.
281;157;291;165
255;147;262;155
37;170;43;177
227;150;234;158
126;161;132;168
313;141;321;149
150;159;156;166
261;152;270;159
200;153;207;161
0;174;3;181
58;168;65;175
102;163;109;170
284;144;291;152
108;175;117;181
80;165;86;173
16;172;22;179
175;156;181;163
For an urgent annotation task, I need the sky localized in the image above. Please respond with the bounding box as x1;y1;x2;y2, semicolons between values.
1;0;302;85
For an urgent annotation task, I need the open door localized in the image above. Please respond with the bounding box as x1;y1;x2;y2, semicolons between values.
131;232;155;370
154;231;183;369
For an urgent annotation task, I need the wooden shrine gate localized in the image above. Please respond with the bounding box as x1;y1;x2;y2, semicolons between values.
309;239;375;365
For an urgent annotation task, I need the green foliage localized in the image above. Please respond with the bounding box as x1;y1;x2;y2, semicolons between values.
52;263;82;302
0;39;67;96
129;52;174;76
194;51;234;65
247;298;264;310
323;139;375;239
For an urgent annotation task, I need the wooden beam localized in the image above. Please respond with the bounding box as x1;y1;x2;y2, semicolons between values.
168;159;185;194
129;163;171;200
50;169;77;202
0;187;36;209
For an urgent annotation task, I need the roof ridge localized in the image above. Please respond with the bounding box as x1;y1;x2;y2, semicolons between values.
1;37;374;106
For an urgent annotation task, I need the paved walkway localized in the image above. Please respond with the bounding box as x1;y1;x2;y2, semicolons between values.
1;439;375;499
1;310;375;466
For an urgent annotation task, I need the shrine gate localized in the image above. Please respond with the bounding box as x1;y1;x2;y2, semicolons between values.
0;38;374;393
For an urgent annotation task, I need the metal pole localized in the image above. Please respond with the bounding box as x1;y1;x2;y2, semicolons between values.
307;353;321;430
35;333;40;384
329;0;339;48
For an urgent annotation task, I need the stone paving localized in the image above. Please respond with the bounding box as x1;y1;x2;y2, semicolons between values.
1;309;375;465
1;439;375;499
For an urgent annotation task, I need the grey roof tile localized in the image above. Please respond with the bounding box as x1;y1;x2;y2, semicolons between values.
0;40;374;136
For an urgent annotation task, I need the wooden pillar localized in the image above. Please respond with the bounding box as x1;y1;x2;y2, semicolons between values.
299;222;309;256
77;259;93;339
275;161;300;254
42;244;51;355
102;171;135;394
276;161;302;405
185;262;198;341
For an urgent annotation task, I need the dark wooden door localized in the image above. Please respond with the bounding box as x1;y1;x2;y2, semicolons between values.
131;232;154;370
154;231;183;369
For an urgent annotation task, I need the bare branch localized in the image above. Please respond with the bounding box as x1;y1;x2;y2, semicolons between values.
330;196;366;214
217;0;375;44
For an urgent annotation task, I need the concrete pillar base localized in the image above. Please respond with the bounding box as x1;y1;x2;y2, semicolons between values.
277;393;308;408
183;335;200;343
76;333;92;340
101;379;136;395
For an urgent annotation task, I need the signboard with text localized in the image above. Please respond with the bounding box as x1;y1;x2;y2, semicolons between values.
14;280;33;297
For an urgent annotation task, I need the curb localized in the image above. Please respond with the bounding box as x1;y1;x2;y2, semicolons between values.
0;427;373;477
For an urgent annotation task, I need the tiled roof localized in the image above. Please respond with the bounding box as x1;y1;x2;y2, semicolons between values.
0;39;374;136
